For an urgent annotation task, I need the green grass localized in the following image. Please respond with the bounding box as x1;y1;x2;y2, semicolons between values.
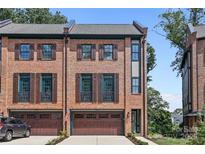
150;137;188;145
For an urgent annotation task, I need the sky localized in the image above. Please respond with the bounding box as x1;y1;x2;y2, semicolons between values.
51;8;182;112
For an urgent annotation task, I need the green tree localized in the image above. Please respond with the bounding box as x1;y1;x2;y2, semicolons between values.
156;9;205;76
148;87;172;135
0;8;67;24
147;43;157;82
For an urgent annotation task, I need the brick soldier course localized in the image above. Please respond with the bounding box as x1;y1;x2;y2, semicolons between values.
0;19;147;136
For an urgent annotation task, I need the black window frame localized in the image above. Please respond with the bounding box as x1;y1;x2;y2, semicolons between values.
103;44;113;60
18;73;31;102
42;44;53;60
40;73;53;102
131;43;140;62
19;44;31;60
80;74;92;102
102;74;114;102
82;44;92;60
131;77;140;94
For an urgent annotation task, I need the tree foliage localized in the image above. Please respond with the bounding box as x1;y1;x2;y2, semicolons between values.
0;8;67;24
148;87;172;135
147;43;157;82
156;9;205;76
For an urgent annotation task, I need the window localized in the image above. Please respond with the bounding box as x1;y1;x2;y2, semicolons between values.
40;114;50;119
99;114;109;118
132;77;140;94
42;44;53;60
102;74;114;102
103;45;113;60
41;74;52;102
131;43;140;61
27;114;36;119
82;45;92;60
19;74;30;102
80;74;92;102
86;114;96;119
111;114;120;118
20;44;30;60
74;114;84;119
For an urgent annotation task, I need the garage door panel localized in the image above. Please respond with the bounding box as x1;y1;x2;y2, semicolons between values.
72;111;123;135
10;112;63;136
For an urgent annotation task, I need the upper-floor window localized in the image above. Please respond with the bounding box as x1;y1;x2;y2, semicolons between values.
18;74;30;102
131;43;140;61
103;45;113;60
42;45;53;60
82;45;92;60
131;77;140;94
80;74;92;102
102;74;114;102
20;44;31;60
41;74;52;102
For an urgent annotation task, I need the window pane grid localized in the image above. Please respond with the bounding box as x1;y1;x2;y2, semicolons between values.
20;45;30;60
19;74;30;102
132;78;140;94
82;45;92;59
42;45;53;60
80;74;92;102
102;75;114;102
132;44;140;61
41;74;52;102
103;45;113;60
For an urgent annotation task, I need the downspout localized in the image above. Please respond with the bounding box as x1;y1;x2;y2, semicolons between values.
64;33;68;132
142;37;147;137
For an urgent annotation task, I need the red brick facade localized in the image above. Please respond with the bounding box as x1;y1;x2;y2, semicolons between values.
0;22;147;136
183;25;205;130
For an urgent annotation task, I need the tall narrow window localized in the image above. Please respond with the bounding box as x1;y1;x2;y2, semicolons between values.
103;45;113;60
80;74;92;102
20;44;30;60
82;45;92;60
41;74;52;102
131;43;140;61
42;44;53;60
132;77;140;94
102;74;114;102
19;74;30;102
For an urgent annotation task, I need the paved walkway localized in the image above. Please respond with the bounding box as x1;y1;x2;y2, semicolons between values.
58;136;134;145
0;136;57;145
135;136;157;145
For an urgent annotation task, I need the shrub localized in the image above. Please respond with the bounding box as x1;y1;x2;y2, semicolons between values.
46;130;68;145
127;133;148;145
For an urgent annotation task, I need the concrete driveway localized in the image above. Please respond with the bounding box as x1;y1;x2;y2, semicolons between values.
58;136;134;145
0;136;56;145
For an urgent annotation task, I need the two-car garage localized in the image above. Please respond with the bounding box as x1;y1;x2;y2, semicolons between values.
71;111;124;135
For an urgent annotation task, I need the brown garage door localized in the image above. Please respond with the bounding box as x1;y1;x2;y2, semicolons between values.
72;111;123;135
10;111;63;136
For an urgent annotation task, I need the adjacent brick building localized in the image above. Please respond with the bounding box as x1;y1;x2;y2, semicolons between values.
181;23;205;132
0;19;147;136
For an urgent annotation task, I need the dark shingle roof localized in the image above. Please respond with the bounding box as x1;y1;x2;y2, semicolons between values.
69;24;142;35
0;23;65;34
0;22;143;36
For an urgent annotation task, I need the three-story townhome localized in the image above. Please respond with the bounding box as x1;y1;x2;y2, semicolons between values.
181;23;205;133
0;19;147;136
